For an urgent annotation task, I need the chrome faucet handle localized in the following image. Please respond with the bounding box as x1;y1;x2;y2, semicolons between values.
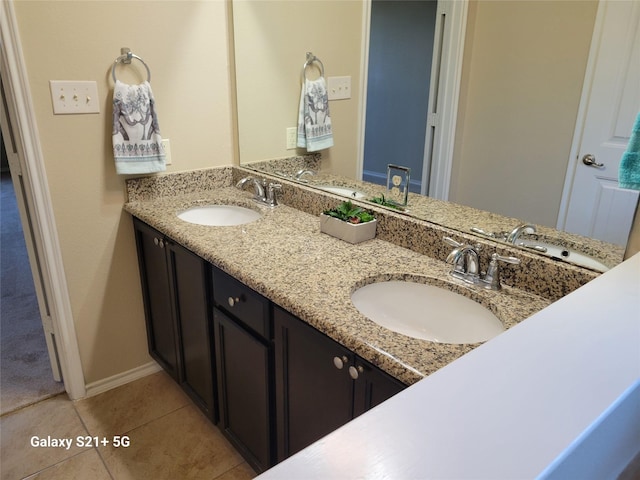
443;236;463;248
266;183;282;207
470;227;497;238
443;236;481;250
481;253;520;290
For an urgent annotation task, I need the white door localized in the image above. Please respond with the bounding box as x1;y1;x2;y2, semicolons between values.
559;0;640;246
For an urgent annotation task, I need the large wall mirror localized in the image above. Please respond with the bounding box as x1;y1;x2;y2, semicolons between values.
232;0;639;272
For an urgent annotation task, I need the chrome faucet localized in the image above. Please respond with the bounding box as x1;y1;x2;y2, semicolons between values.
443;237;520;290
235;176;281;207
444;237;481;283
507;223;536;244
236;176;265;200
294;169;315;182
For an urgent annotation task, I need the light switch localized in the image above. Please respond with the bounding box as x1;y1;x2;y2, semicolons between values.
49;81;100;114
327;76;351;100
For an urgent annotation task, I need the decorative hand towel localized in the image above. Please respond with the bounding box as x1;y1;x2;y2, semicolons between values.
297;77;333;152
112;80;166;175
619;111;640;190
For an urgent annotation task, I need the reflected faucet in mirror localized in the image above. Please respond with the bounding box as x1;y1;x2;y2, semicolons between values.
507;224;537;245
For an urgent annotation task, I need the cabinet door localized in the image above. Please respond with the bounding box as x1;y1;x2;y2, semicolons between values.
352;357;406;418
214;308;273;472
133;219;179;380
169;242;216;421
274;307;355;462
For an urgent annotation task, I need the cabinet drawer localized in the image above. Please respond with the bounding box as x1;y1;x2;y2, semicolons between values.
212;267;270;339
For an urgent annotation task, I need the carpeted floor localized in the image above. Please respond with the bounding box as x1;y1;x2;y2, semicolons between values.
1;171;64;416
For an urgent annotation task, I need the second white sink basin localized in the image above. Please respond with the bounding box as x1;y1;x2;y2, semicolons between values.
351;280;505;344
517;239;610;272
316;185;368;199
177;204;262;226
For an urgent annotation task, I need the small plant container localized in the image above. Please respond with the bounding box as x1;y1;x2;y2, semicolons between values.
319;214;377;244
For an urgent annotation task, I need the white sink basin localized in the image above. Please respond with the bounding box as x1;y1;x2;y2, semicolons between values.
351;280;505;344
316;185;368;199
177;204;262;226
517;240;609;272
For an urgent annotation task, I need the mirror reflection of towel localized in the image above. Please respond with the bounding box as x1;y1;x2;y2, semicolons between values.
112;80;166;175
619;112;640;190
297;77;333;152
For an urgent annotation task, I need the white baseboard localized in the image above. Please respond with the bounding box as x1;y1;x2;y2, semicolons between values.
83;361;163;399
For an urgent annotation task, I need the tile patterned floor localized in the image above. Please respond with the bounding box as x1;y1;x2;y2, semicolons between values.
0;372;256;480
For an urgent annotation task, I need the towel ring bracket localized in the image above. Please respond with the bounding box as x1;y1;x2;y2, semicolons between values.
112;47;151;83
302;52;325;82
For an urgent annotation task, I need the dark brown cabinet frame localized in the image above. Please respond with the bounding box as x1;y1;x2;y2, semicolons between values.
133;219;406;472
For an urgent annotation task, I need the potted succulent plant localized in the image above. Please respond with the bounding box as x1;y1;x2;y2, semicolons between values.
368;194;405;211
320;201;377;244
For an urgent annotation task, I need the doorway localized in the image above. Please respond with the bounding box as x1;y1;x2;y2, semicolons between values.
0;137;64;415
359;0;468;200
362;0;438;193
1;0;85;401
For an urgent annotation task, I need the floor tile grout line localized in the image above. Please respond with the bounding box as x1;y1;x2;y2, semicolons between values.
70;402;116;479
210;460;251;480
17;449;95;480
0;391;67;419
73;398;193;440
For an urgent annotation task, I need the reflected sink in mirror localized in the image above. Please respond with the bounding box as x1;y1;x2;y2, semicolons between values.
516;239;610;272
351;280;505;344
315;185;368;199
177;204;262;226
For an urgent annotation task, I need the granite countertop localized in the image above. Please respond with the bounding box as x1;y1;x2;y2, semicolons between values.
125;183;551;385
244;156;624;271
255;254;640;479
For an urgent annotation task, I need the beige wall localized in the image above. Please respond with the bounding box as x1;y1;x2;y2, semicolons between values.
11;0;604;388
233;0;363;179
14;0;234;385
451;0;598;227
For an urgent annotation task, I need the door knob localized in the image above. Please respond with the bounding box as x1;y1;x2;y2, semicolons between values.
582;154;604;168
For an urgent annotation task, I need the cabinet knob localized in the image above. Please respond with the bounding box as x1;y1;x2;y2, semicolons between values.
349;365;364;380
333;356;348;370
227;296;241;307
154;237;165;248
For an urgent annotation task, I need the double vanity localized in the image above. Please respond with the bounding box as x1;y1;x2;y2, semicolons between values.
124;165;636;477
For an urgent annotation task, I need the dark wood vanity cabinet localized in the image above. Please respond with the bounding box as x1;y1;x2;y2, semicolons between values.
133;218;406;471
274;307;406;461
133;219;216;421
212;267;274;473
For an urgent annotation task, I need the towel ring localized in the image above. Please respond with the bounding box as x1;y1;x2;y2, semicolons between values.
111;49;151;83
302;52;325;82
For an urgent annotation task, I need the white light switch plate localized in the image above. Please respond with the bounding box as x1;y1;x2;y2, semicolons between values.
327;76;351;100
286;127;297;150
49;80;100;114
162;139;172;165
